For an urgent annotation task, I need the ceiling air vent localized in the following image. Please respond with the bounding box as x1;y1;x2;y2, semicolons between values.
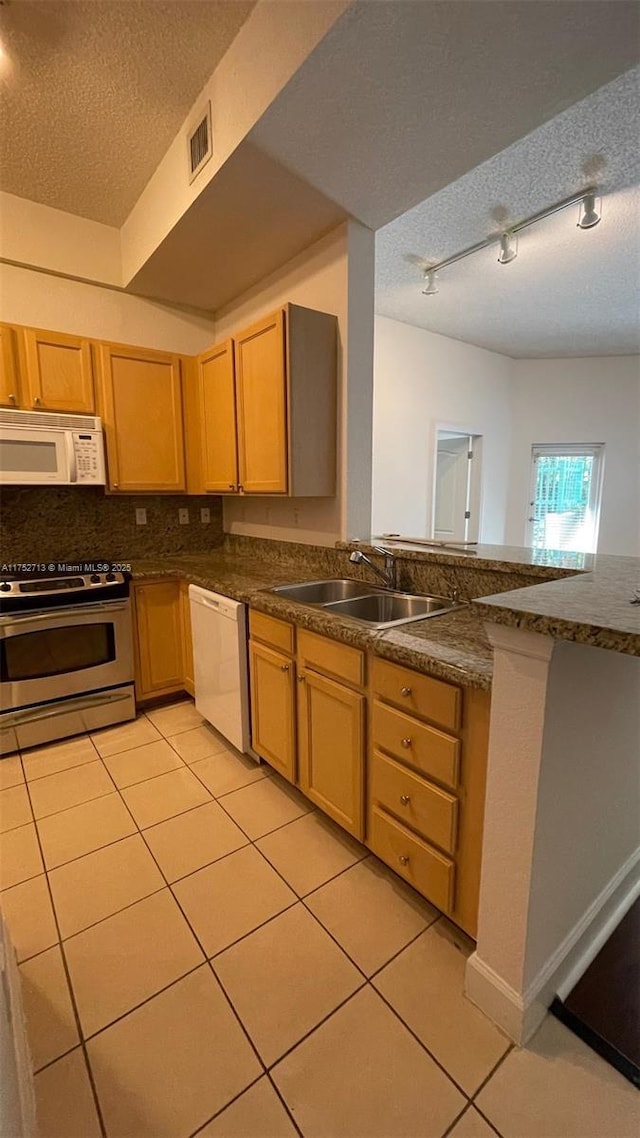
187;102;212;183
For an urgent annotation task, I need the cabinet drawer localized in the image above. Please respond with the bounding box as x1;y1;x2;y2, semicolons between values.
298;628;364;688
372;658;461;732
249;610;294;655
372;700;460;789
370;750;458;854
369;806;455;914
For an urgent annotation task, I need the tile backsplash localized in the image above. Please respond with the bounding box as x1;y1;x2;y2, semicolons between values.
0;488;224;562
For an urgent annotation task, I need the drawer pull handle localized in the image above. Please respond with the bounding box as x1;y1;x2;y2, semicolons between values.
401;737;412;748
399;855;410;866
401;686;412;696
281;664;290;672
399;794;410;805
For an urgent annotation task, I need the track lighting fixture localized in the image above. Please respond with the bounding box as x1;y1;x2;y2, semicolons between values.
497;232;518;264
420;187;601;295
577;191;601;229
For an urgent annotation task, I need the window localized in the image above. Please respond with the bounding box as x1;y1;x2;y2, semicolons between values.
526;444;604;553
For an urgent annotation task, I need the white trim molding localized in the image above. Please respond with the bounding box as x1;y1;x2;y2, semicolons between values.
467;845;640;1044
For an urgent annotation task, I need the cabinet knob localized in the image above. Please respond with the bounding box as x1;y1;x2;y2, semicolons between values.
228;484;236;491
399;794;410;805
401;737;412;748
401;686;412;697
8;393;16;403
399;855;410;866
281;664;290;672
34;396;42;405
297;673;306;682
113;482;119;489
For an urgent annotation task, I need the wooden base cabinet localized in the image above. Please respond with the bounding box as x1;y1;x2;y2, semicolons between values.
297;668;365;839
132;580;190;702
368;658;489;938
249;614;366;840
180;582;194;697
248;638;296;782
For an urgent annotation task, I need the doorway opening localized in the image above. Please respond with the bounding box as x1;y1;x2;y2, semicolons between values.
432;430;483;543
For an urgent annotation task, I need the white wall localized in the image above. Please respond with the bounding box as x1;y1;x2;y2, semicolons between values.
506;356;640;556
372;316;513;542
218;221;374;546
0;263;215;355
121;0;349;283
0;192;122;284
468;624;640;1042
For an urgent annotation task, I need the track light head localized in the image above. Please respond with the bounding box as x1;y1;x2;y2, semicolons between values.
422;270;439;296
497;232;518;264
578;191;601;229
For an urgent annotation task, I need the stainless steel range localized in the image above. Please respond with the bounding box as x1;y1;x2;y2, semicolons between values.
0;570;135;755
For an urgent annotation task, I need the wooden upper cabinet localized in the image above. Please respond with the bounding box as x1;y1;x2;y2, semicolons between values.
96;343;186;492
197;340;238;492
235;309;288;494
21;327;95;413
0;324;20;408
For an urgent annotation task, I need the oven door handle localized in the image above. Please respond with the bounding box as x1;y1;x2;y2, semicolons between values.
0;600;130;629
1;688;132;730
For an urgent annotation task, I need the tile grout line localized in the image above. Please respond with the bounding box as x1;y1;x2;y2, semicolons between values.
96;754;279;1105
19;766;109;1138
15;712;499;1135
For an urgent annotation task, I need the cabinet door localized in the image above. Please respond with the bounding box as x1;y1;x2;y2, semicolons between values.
249;640;295;781
297;668;365;839
134;581;184;699
180;581;194;697
198;340;239;492
235;310;287;493
22;328;95;413
97;344;185;491
0;324;20;408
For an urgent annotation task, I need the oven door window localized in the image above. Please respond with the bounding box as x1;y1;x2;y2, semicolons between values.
1;623;116;682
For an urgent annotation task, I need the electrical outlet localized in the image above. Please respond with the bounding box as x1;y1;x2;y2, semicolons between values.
135;508;147;526
178;508;189;525
200;507;211;524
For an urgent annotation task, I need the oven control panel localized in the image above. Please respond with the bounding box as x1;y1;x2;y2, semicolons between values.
72;432;106;483
0;572;129;613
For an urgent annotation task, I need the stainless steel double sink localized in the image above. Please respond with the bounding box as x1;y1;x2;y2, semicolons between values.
270;578;459;629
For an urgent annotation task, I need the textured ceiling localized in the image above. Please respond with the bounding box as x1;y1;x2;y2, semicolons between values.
0;0;255;225
375;69;640;358
251;0;640;230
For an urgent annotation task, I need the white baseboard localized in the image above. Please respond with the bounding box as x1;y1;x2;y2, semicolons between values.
466;846;640;1045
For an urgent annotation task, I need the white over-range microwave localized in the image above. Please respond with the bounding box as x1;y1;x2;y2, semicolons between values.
0;408;106;486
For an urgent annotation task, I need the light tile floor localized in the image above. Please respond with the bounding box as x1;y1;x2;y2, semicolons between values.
0;699;638;1138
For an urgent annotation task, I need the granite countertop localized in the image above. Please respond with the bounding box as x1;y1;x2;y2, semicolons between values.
131;552;492;689
472;554;640;656
342;539;640;658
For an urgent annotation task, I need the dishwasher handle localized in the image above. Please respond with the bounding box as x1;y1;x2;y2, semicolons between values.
188;585;242;621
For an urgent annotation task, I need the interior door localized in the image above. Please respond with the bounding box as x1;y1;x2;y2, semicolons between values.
434;436;471;541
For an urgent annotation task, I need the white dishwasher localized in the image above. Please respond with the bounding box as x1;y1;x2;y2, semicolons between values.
188;585;255;758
